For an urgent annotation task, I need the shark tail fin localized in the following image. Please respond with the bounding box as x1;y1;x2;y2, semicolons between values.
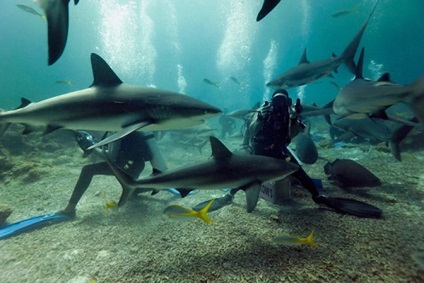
340;0;379;74
103;150;137;207
388;117;419;161
117;186;136;207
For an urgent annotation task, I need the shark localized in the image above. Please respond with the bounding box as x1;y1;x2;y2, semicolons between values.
256;0;281;22
266;0;379;89
105;136;299;212
36;0;80;65
332;48;424;125
0;53;222;149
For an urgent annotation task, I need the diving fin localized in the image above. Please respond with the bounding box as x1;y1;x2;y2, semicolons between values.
0;213;70;240
319;196;382;218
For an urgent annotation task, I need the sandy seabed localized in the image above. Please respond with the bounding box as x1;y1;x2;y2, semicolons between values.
0;127;423;283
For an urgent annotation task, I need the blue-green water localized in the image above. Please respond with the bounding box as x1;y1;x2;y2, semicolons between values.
1;0;423;111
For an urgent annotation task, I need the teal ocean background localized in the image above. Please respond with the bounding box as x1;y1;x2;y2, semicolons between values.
1;0;423;112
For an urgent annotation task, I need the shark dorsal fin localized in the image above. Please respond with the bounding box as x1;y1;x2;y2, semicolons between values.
151;168;162;176
209;136;232;161
298;48;310;64
377;72;391;82
17;98;32;109
354;47;365;80
90;53;123;87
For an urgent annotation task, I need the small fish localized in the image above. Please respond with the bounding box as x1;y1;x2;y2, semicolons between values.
102;192;118;216
104;201;118;216
163;199;215;224
192;194;233;213
273;230;318;248
324;158;381;188
412;252;424;269
17;4;47;21
331;3;361;19
55;80;72;86
203;78;220;89
229;76;241;85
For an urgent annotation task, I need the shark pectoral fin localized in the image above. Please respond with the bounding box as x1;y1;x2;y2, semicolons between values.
43;124;62;135
87;121;152;149
21;124;37;135
241;182;261;213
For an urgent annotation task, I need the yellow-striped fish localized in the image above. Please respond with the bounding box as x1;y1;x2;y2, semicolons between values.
273;230;318;248
163;199;215;224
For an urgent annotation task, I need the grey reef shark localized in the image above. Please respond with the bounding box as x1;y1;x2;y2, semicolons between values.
266;0;380;89
0;53;222;149
105;136;299;212
332;48;424;126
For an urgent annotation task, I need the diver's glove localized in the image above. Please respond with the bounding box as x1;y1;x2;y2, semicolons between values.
290;99;306;131
294;98;303;114
258;101;271;120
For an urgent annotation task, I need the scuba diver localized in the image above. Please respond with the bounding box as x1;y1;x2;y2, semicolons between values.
58;131;172;218
195;89;382;218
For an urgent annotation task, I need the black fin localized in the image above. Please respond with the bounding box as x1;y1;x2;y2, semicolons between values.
43;0;69;65
256;0;281;22
341;0;379;74
209;136;232;161
377;73;391;82
298;48;310;64
17;98;32;109
354;48;365;80
90;53;123;87
151;168;162;176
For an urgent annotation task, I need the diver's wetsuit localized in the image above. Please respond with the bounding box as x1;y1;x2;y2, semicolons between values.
228;90;321;201
61;132;163;217
249;93;321;200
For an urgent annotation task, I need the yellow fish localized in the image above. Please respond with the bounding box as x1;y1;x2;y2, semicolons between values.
104;201;118;216
102;192;118;216
273;230;318;248
163;199;215;224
